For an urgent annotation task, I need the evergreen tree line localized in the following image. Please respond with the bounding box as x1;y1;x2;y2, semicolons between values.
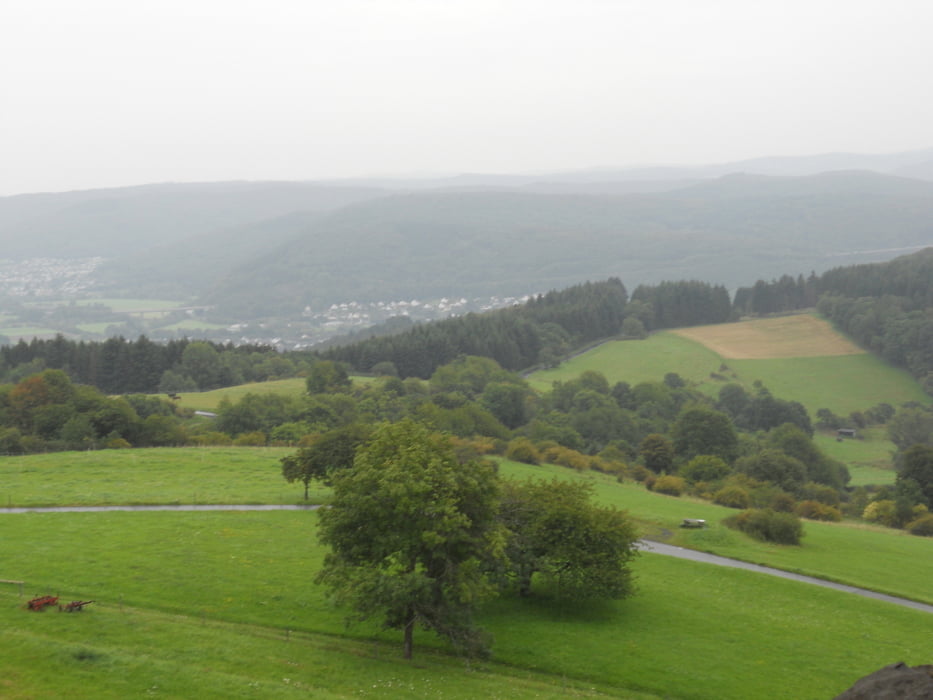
0;336;288;394
733;248;933;316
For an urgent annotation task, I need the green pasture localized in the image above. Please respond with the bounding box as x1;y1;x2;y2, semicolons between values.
155;319;230;332
77;298;186;312
0;509;928;699
814;429;896;485
528;332;929;419
528;333;723;392
75;322;112;334
727;354;930;416
0;326;60;339
176;379;310;412
175;376;374;412
0;447;315;507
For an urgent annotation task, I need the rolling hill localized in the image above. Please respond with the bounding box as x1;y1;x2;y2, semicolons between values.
528;313;930;417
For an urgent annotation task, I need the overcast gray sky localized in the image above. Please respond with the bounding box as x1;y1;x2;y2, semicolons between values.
3;0;932;196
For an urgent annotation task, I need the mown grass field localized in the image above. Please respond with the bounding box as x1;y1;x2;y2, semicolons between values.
726;353;928;416
0;447;310;507
528;332;724;392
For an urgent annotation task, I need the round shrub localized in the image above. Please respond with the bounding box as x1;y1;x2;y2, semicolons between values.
726;508;804;545
769;491;797;513
862;499;898;527
544;445;590;471
906;513;933;537
628;463;652;483
505;437;541;465
714;484;750;509
795;500;842;522
651;475;686;496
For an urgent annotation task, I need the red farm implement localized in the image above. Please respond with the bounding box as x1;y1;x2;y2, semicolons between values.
26;595;58;611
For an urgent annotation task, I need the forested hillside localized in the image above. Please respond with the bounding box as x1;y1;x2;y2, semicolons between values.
200;171;933;319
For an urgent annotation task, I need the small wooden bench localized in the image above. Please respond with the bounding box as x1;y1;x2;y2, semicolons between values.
681;518;707;529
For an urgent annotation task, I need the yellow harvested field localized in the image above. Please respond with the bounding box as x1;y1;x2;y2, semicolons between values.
670;314;866;359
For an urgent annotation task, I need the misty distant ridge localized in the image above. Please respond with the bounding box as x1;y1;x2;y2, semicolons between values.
1;146;933;346
328;146;933;189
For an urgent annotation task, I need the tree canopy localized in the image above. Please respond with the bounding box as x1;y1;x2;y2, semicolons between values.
315;420;505;659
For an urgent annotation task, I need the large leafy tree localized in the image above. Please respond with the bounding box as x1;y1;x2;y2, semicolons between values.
671;405;738;462
315;419;504;659
498;479;639;600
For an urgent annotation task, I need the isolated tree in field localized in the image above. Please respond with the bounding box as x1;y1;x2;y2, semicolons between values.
280;423;372;498
498;479;639;600
315;419;504;659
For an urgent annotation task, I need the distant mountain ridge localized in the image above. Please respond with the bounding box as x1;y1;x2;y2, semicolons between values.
2;148;933;334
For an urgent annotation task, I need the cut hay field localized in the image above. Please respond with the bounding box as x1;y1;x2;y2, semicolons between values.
671;314;864;359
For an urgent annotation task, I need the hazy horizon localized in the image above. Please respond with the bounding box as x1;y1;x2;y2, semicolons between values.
4;0;933;196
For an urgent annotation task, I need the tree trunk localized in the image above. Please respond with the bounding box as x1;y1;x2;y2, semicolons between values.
403;606;415;659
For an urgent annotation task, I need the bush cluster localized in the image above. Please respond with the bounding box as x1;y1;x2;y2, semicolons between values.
906;513;933;537
795;499;842;522
724;508;804;545
650;474;686;496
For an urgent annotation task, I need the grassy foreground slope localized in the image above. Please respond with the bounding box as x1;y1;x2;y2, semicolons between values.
0;447;309;507
1;508;929;700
